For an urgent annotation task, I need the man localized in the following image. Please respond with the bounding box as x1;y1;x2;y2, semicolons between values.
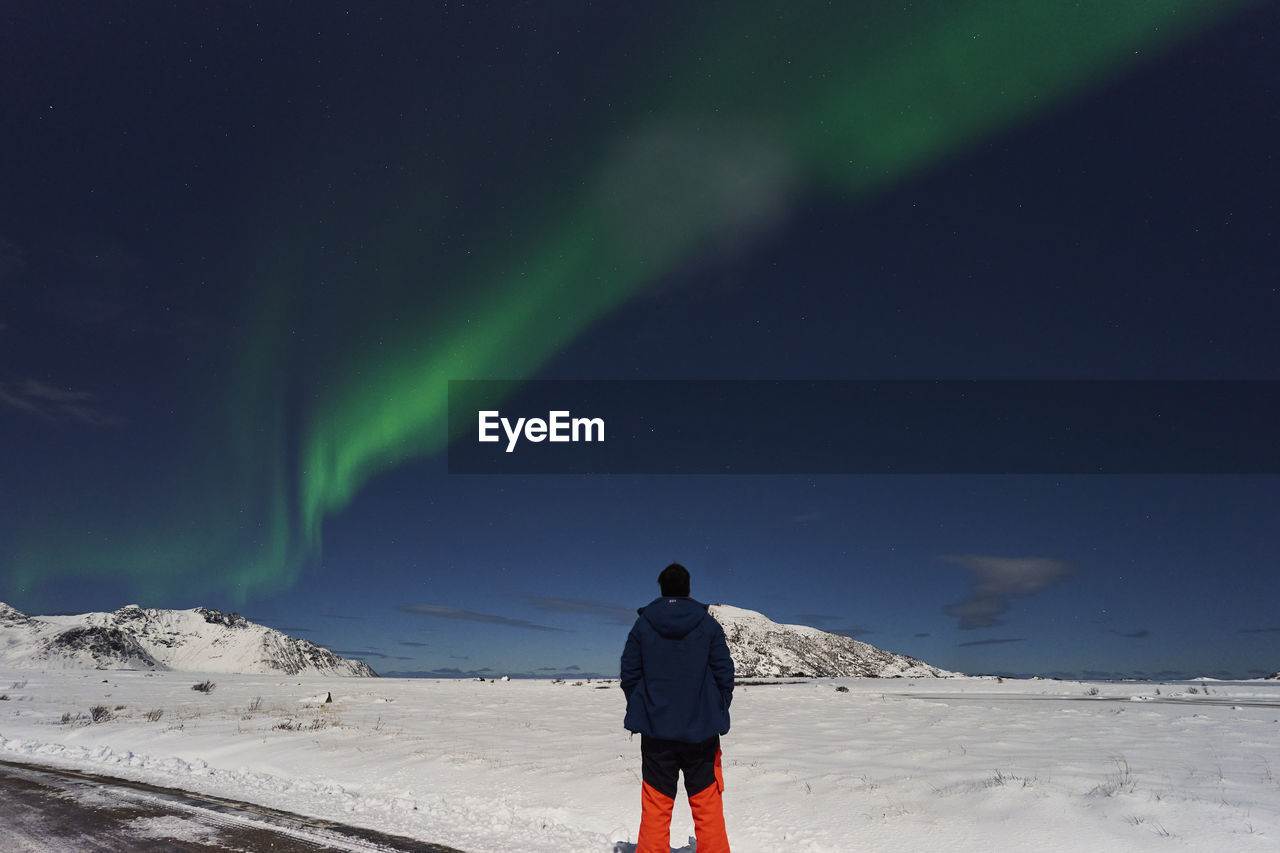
620;562;734;853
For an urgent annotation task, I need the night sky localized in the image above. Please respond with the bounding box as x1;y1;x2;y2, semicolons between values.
2;1;1277;680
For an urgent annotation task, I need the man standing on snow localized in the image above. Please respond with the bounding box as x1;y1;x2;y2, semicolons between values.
620;562;734;853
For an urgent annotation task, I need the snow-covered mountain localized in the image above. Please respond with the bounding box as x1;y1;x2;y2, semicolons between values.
0;602;376;676
710;604;956;678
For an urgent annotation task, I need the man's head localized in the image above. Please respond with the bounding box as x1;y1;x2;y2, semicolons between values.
658;562;691;597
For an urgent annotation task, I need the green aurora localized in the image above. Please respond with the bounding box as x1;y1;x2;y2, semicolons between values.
8;1;1248;603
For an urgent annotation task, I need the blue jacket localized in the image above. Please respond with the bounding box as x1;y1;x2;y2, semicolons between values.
620;597;735;742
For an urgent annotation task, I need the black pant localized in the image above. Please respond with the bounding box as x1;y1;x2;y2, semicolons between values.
640;734;721;799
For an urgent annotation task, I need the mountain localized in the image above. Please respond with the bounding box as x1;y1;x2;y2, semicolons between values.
709;604;956;678
0;602;376;676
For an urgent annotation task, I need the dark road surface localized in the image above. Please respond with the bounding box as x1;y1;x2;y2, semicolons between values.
0;758;467;852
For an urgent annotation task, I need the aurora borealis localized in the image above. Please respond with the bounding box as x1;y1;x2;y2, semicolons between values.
2;1;1277;678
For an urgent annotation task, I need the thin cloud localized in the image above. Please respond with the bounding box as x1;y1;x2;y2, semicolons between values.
1084;670;1123;680
956;637;1026;647
381;667;493;679
399;604;567;632
521;596;636;625
399;641;428;647
335;649;389;659
0;378;122;426
1154;670;1189;680
537;669;609;680
941;555;1077;629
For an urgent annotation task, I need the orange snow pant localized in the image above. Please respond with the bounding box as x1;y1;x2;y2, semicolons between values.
637;734;729;853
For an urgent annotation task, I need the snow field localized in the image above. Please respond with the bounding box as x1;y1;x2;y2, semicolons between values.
1;670;1277;852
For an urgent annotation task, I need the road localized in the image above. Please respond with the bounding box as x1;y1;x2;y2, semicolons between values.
0;758;466;852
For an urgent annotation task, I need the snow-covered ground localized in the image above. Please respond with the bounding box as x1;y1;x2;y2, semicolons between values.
0;670;1276;852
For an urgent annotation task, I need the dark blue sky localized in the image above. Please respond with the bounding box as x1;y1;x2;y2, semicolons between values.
1;2;1276;679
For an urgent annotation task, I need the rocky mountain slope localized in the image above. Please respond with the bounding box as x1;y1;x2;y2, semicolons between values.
709;604;956;678
0;602;376;676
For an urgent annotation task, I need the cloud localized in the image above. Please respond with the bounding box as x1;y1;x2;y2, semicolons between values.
1111;628;1150;639
335;649;389;659
956;637;1026;647
381;668;493;679
521;596;636;625
941;555;1077;629
399;604;567;632
399;640;428;647
831;627;873;638
0;378;123;426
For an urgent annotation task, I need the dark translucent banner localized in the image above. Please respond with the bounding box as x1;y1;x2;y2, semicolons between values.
446;381;1279;474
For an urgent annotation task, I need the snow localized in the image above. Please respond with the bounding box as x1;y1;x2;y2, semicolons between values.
0;603;375;677
2;670;1277;851
710;604;956;679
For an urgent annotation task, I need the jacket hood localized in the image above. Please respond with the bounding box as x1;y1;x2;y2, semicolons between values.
638;596;710;640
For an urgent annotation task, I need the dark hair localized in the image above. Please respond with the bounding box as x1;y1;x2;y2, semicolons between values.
658;562;690;597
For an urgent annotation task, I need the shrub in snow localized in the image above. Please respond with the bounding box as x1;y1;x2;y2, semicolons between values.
1089;757;1137;797
273;717;332;731
192;680;216;693
89;704;114;723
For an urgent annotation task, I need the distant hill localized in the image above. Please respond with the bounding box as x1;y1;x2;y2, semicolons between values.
0;602;376;676
710;604;956;678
